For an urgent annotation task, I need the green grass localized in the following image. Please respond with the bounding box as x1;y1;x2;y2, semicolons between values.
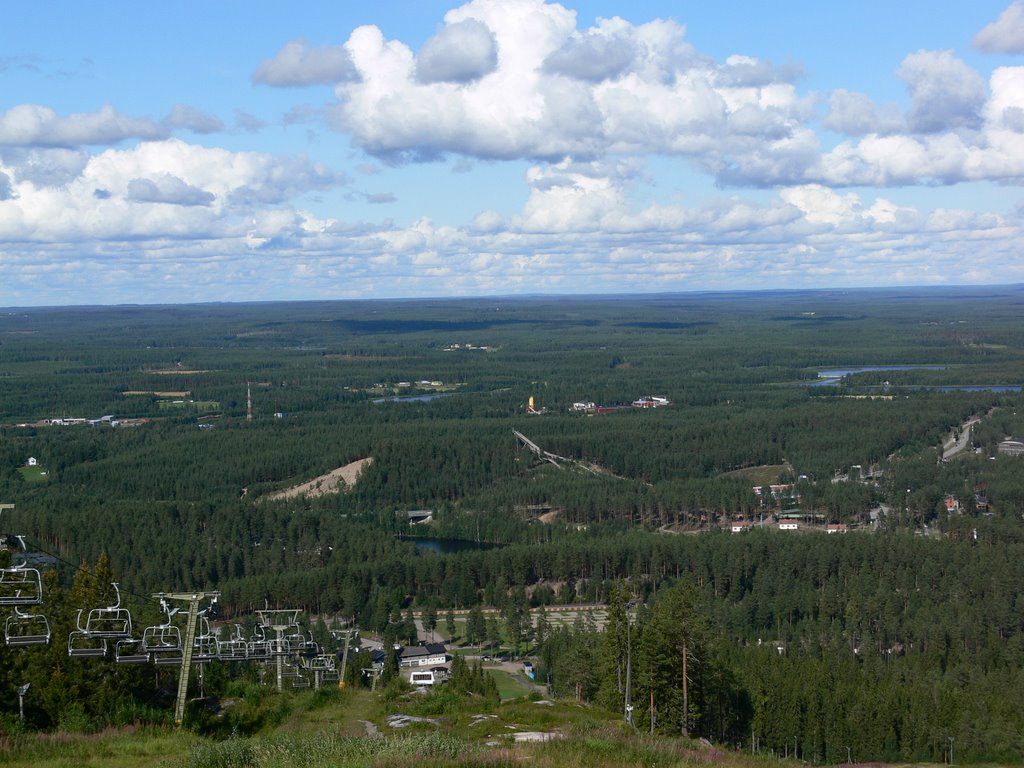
485;670;531;701
156;400;219;411
16;466;48;483
718;464;790;487
0;687;772;768
0;727;200;768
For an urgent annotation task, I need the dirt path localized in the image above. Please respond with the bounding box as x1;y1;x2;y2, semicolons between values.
263;457;372;501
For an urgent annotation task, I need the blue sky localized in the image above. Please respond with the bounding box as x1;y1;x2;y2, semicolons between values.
2;0;1024;305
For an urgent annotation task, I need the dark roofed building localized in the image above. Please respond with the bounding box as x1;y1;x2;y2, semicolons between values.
398;642;448;668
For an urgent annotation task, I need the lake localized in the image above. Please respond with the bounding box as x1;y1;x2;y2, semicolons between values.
407;537;499;554
811;365;946;386
807;365;1020;392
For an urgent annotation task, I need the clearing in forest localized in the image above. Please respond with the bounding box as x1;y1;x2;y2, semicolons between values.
263;457;373;501
718;464;792;487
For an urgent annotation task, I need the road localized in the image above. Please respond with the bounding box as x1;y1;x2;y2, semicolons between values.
942;415;982;460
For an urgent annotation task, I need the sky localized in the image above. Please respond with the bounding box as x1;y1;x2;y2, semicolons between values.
3;1;1024;306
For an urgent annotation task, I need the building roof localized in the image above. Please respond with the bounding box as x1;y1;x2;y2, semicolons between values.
400;642;447;659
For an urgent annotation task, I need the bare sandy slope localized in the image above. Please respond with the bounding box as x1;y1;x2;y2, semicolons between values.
263;457;373;501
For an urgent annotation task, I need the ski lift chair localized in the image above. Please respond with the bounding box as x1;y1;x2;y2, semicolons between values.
293;632;319;658
192;615;218;663
218;625;250;660
152;647;183;665
0;563;43;606
0;533;29;553
247;624;272;660
83;583;132;638
143;603;182;664
114;637;151;664
5;606;51;646
269;630;294;656
305;654;336;673
68;610;108;658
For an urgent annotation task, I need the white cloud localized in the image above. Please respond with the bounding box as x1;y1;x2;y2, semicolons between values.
234;110;267;133
163;104;224;134
0;104;166;148
974;1;1024;53
813;64;1024;185
0;147;89;187
715;54;802;88
779;184;915;227
253;38;359;86
415;19;497;83
126;174;215;206
7;1;1024;306
0;171;14;201
897;50;986;133
330;0;810;170
823;89;905;136
0;139;346;242
3;165;1021;304
295;2;1024;190
543;18;638;82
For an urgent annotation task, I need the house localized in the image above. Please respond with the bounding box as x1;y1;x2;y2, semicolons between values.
398;642;448;668
944;495;961;513
632;396;670;409
26;457;37;467
826;523;848;534
731;523;750;533
778;522;799;531
403;509;434;525
409;668;446;686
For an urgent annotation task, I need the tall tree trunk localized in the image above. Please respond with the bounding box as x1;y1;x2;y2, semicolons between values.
682;640;689;738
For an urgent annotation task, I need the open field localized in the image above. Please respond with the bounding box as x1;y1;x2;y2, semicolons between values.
122;391;191;397
719;464;792;487
16;466;48;483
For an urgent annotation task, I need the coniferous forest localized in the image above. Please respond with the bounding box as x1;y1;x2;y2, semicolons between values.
3;287;1024;761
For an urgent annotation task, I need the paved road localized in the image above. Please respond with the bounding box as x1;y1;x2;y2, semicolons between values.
943;416;981;460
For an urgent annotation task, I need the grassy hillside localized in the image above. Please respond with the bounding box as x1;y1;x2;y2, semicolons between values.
0;686;779;768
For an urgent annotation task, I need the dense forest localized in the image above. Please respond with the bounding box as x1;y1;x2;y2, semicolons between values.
2;287;1024;759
